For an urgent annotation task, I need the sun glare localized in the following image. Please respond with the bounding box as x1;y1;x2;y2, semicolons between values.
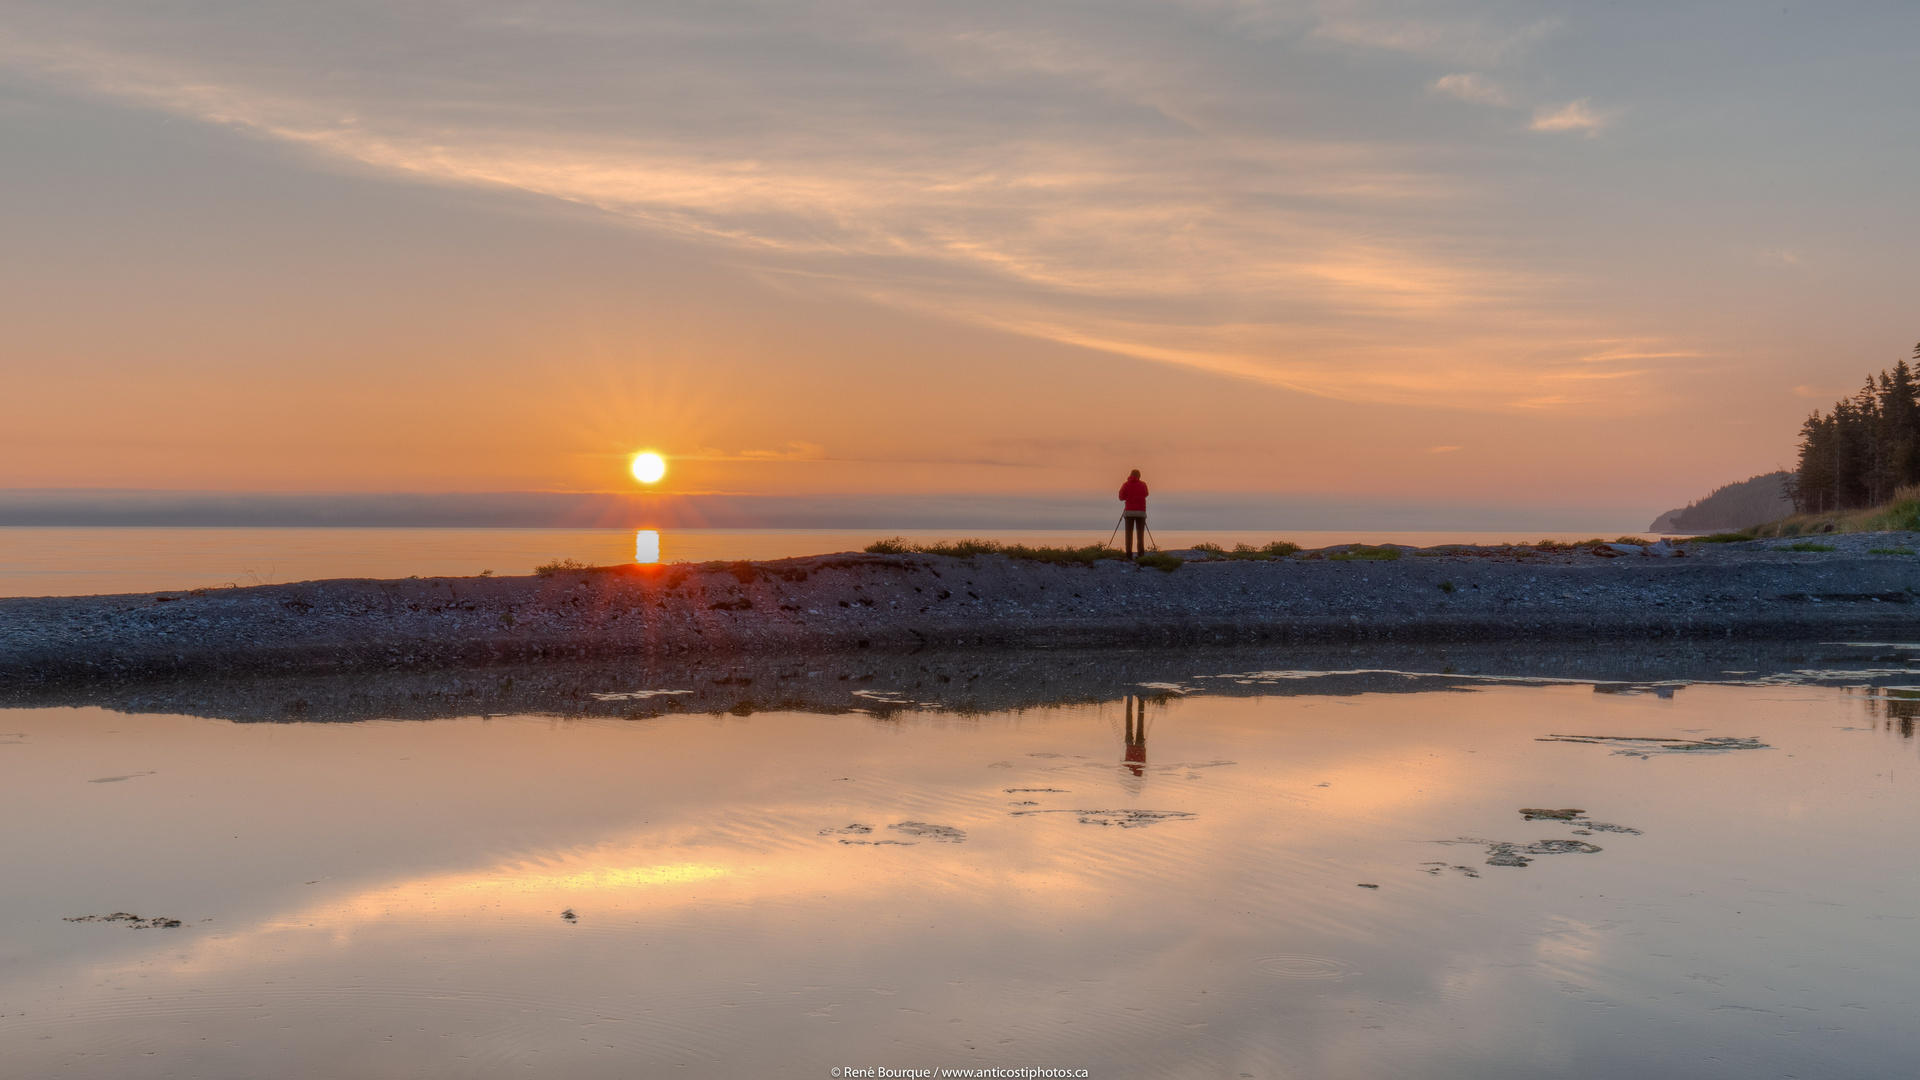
630;452;667;484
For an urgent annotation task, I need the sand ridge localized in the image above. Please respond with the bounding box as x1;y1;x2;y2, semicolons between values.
6;538;1920;686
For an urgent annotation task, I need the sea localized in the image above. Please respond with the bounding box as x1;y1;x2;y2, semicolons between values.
0;526;1660;598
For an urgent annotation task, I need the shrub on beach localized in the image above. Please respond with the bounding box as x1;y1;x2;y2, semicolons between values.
1191;541;1298;560
1134;551;1184;572
1327;545;1402;561
865;538;1126;565
1542;537;1657;552
534;557;593;574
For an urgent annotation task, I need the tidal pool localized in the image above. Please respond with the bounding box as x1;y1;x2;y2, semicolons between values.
2;669;1916;1078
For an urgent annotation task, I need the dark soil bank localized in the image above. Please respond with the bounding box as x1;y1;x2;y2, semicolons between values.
6;535;1920;686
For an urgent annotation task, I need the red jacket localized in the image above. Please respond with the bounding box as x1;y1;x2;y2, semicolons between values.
1118;478;1148;511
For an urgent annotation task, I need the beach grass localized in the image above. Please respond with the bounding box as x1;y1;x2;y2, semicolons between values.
865;538;1126;565
1189;541;1300;560
1750;486;1920;537
534;557;594;574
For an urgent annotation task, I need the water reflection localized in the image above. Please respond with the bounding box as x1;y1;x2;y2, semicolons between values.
635;529;660;564
1858;686;1920;738
1120;693;1150;776
4;678;1918;1078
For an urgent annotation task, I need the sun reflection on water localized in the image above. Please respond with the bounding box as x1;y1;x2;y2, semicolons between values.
448;862;725;893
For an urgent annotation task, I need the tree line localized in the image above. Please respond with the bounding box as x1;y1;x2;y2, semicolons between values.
1793;345;1920;513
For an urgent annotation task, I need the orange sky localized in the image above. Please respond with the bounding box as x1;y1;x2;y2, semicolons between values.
3;2;1916;520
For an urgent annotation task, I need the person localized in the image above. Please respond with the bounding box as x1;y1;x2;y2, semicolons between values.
1118;469;1149;555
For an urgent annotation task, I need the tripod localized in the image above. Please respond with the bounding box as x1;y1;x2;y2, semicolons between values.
1108;514;1157;555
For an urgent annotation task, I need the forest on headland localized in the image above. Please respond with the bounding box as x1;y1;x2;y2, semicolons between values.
1649;472;1792;533
1792;345;1920;513
1647;342;1920;533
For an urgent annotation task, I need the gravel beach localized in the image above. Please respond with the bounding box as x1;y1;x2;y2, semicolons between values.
5;535;1920;687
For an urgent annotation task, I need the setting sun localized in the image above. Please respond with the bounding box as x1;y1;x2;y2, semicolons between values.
630;452;667;485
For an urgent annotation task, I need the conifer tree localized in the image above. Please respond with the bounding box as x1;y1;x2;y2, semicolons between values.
1791;345;1920;512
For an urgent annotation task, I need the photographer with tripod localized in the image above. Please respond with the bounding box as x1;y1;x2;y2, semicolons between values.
1117;470;1150;555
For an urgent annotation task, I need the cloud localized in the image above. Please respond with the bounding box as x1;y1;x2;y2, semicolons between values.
1424;445;1462;454
0;1;1660;410
1430;72;1511;106
682;443;829;463
1304;3;1560;66
1794;385;1852;400
1530;98;1609;133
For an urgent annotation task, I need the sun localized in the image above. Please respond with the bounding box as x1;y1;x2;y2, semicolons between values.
630;452;667;485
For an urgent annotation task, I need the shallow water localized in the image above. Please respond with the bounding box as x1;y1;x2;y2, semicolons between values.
3;662;1917;1078
0;527;1656;597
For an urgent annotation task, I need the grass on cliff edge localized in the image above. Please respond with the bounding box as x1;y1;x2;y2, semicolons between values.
1741;486;1920;538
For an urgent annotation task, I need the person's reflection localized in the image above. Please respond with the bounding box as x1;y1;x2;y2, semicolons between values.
1123;694;1148;776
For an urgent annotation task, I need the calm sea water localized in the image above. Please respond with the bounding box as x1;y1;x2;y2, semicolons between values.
2;669;1914;1078
0;527;1658;598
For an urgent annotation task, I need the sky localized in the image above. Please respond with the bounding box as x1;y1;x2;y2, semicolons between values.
3;1;1916;524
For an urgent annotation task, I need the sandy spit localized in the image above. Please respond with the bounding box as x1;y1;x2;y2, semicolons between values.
5;542;1920;686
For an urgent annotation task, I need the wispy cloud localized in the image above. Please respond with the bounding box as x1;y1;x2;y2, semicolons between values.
1304;2;1560;66
680;444;829;463
0;1;1664;410
1795;385;1855;400
1430;72;1511;106
1531;98;1609;134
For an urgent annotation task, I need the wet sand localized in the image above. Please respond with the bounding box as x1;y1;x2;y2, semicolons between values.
6;535;1920;687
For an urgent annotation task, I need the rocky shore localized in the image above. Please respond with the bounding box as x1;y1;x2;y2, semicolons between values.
6;533;1920;688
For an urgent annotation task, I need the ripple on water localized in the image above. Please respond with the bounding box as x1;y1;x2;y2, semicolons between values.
1248;955;1355;980
1008;808;1196;828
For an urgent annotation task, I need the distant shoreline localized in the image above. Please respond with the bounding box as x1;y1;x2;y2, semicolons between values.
6;534;1920;688
0;489;1653;533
